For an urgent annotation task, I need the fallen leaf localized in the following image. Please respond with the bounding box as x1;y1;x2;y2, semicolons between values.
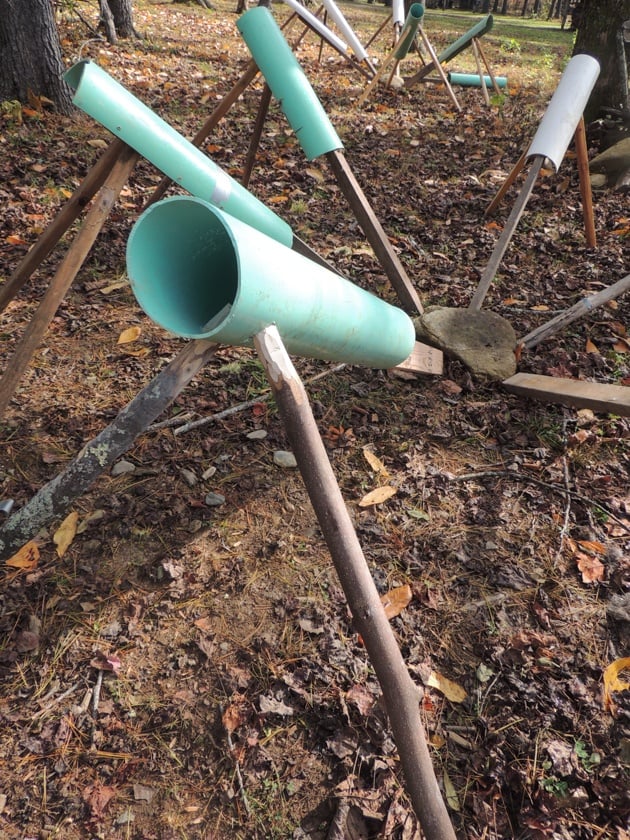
117;326;142;344
90;650;122;675
603;657;630;714
53;511;79;557
585;338;599;354
380;584;412;620
443;770;460;811
425;671;467;703
120;346;150;358
5;541;40;570
6;234;27;246
222;696;249;733
358;485;397;507
575;551;605;583
83;782;117;818
613;338;630;353
305;167;325;182
362;447;390;478
346;684;375;716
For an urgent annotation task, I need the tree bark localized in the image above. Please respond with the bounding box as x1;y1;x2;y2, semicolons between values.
573;0;630;120
109;0;140;38
0;340;219;562
0;0;73;114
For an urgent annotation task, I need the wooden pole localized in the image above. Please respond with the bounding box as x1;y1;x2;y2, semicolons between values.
242;84;273;188
474;38;502;96
0;137;127;314
573;116;597;247
519;273;630;350
418;29;461;112
0;340;219;562
469;156;543;311
485;151;528;217
325;149;423;314
471;38;490;106
0;144;140;419
254;325;457;840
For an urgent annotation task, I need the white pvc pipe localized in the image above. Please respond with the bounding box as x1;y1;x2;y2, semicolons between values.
321;0;369;61
527;54;600;171
392;0;405;26
282;0;348;54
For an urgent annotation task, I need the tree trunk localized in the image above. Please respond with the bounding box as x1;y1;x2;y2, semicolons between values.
109;0;140;38
0;0;73;114
573;0;630;120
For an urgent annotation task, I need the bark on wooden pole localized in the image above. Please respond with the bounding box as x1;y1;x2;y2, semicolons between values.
254;325;456;840
0;340;218;562
0;145;140;420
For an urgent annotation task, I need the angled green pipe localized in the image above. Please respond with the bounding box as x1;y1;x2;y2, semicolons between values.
438;15;493;64
394;4;425;61
64;60;292;246
126;196;415;369
237;7;343;161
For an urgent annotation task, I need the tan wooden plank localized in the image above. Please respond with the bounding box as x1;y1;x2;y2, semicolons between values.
503;373;630;416
392;342;443;376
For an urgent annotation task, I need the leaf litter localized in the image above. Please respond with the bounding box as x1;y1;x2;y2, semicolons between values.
0;1;629;838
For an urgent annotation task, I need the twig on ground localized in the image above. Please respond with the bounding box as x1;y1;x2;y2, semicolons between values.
450;470;630;533
33;682;80;719
220;706;251;816
157;362;348;436
90;669;103;746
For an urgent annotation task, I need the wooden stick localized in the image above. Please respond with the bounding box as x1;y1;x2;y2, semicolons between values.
474;38;502;96
0;137;127;314
325;149;423;314
242;84;273;189
254;325;457;840
519;273;630;349
418;29;461;112
469;156;543;311
0;340;219;561
574;116;597;248
471;37;490;106
0;145;140;419
503;372;630;416
485;151;528;216
364;12;392;50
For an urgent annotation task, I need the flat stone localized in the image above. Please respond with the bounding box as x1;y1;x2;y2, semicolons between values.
111;459;135;476
413;307;517;380
589;137;630;189
273;450;297;469
247;429;268;440
204;492;226;507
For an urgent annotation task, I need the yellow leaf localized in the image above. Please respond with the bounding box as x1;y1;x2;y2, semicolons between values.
358;485;397;507
305;167;325;183
101;280;128;294
53;511;79;558
380;584;412;620
362;447;390;478
117;326;142;345
120;346;150;358
443;770;460;811
603;657;630;714
425;671;467;703
5;541;40;570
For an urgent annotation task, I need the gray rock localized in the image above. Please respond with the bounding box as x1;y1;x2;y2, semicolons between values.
111;460;135;476
273;450;298;469
589;138;630;189
204;492;226;507
413;307;517;380
247;429;268;440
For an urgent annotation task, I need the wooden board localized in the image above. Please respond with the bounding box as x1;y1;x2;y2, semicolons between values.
503;373;630;416
391;342;443;376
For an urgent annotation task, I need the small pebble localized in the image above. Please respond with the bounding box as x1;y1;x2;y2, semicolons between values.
273;450;297;469
180;468;198;487
205;492;226;507
111;460;135;476
202;466;217;480
247;429;268;440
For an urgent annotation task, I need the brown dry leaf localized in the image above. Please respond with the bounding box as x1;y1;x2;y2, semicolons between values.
443;770;461;811
6;234;27;246
53;511;79;557
5;540;40;570
90;650;122;675
613;338;630;353
585;337;599;354
120;346;150;358
381;584;413;620
602;657;630;714
425;671;467;703
117;326;142;345
575;551;605;583
576;539;606;555
358;485;397;507
222;695;248;733
362;447;390;478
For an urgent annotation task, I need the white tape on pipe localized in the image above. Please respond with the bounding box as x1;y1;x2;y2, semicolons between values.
283;0;348;54
321;0;369;61
526;54;600;171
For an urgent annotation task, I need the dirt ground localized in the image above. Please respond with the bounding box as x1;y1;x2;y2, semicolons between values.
0;2;629;838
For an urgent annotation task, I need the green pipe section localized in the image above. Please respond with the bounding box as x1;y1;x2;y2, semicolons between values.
438;15;493;64
126;196;415;369
394;4;425;61
64;60;292;247
237;7;342;161
448;72;507;88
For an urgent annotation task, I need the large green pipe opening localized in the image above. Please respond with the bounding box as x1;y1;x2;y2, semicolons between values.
126;197;416;369
394;4;425;61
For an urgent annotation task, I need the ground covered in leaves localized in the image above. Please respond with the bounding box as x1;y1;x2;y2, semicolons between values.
0;1;629;838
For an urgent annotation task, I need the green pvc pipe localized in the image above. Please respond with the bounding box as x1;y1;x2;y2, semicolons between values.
448;72;507;88
394;4;425;61
438;15;493;64
126;196;415;369
237;7;342;161
64;60;292;247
